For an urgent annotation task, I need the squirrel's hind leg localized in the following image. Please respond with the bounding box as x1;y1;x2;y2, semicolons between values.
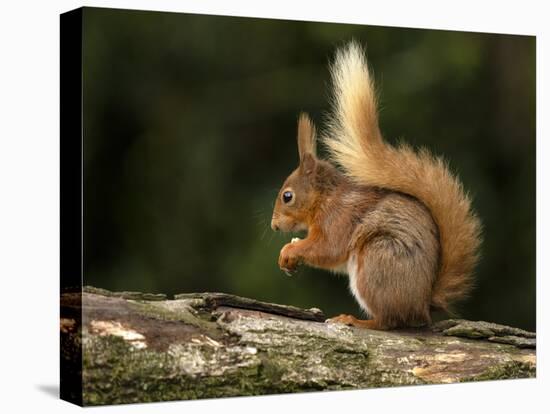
326;314;386;330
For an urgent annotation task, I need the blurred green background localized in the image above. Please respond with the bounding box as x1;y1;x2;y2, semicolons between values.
82;7;536;330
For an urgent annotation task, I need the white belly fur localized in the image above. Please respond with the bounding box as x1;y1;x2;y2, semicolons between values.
347;254;371;316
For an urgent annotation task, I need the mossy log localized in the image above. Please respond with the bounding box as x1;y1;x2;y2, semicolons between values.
60;287;536;406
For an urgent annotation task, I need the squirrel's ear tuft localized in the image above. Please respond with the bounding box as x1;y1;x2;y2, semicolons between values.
297;112;317;161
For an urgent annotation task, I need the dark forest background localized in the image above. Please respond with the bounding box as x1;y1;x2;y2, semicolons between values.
82;7;536;330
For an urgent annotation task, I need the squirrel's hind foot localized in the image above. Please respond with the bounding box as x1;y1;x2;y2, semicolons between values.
326;314;386;330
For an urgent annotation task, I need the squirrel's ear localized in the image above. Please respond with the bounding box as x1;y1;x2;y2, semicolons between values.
297;112;317;161
300;152;317;175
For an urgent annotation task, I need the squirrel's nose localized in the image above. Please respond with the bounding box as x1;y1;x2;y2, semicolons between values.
271;219;279;231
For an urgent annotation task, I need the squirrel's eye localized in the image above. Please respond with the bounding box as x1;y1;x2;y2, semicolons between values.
282;191;293;204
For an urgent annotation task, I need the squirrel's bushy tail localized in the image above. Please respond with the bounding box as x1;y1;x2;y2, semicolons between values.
323;42;482;311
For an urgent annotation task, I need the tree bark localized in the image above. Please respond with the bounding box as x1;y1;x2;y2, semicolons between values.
60;287;536;406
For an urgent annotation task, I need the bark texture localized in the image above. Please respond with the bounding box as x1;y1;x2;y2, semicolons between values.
60;287;536;406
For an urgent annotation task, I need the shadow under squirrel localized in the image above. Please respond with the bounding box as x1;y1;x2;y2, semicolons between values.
271;42;482;330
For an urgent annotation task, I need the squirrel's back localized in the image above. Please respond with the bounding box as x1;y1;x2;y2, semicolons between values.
323;42;482;311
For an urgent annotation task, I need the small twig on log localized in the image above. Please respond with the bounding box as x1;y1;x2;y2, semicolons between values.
174;292;326;322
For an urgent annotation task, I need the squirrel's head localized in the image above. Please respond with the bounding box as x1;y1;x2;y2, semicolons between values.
271;113;320;233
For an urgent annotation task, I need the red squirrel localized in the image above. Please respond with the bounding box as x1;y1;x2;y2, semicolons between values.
270;42;482;330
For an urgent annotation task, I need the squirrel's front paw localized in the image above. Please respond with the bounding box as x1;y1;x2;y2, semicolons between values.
278;243;300;275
